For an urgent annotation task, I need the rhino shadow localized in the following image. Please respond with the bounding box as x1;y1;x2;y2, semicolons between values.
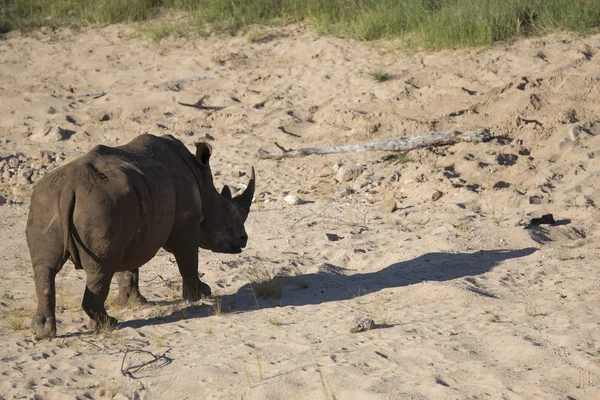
117;247;538;329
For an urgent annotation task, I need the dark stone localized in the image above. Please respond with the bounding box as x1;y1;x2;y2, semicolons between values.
529;196;543;205
325;233;343;242
496;153;519;166
529;214;556;226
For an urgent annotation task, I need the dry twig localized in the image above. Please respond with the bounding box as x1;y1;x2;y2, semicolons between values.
121;347;173;378
178;95;225;111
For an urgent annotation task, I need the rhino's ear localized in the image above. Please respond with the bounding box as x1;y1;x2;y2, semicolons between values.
221;185;232;200
195;142;212;166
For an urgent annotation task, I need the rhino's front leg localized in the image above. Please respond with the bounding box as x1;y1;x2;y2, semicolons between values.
31;265;58;340
173;247;211;302
114;269;147;307
82;270;118;331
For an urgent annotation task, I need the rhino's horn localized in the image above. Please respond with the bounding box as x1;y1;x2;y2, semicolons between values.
236;167;255;213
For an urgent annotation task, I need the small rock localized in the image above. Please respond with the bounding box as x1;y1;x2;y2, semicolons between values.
100;113;111;122
1;170;11;181
325;233;343;242
30;126;69;143
47;106;56;115
493;181;510;190
431;190;443;201
0;160;6;170
496;153;518;166
389;171;401;182
529;214;556;226
350;316;375;333
112;393;129;400
284;195;303;205
518;147;531;156
318;166;334;177
20;168;33;183
41;153;53;164
8;157;20;168
377;197;397;213
0;195;6;206
335;164;362;182
568;125;580;141
568;124;583;141
529;196;543;205
333;187;354;198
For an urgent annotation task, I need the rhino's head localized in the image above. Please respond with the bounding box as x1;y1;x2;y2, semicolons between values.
194;142;255;254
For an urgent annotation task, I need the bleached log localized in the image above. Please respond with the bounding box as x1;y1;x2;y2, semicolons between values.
257;129;492;160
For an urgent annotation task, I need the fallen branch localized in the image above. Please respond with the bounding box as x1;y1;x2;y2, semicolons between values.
121;347;172;378
258;129;491;160
78;337;104;350
178;95;225;111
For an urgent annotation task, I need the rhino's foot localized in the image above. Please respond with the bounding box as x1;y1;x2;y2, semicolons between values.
182;281;211;302
31;316;56;341
113;292;147;308
89;315;119;332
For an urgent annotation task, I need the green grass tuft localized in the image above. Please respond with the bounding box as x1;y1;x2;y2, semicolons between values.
1;1;599;49
369;68;391;82
7;314;26;331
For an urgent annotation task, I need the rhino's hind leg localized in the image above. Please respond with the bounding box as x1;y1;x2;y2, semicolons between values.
82;271;118;331
114;269;147;307
31;265;58;340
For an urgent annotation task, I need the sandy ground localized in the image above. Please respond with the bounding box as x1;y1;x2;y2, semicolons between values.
0;24;599;399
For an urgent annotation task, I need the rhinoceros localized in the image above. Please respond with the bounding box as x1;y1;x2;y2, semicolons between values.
26;133;255;340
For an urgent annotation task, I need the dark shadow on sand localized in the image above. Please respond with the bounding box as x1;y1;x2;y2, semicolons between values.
119;247;538;329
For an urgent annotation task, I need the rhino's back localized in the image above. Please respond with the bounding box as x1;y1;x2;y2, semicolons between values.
28;134;193;270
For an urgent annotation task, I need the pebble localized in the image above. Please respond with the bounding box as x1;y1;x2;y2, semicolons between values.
8;157;20;168
568;124;584;141
30;126;69;143
325;233;343;242
529;195;544;205
377;197;397;213
284;194;303;205
431;190;443;201
333;187;354;198
335;164;362;182
41;153;53;164
350;316;375;333
492;181;510;190
496;153;518;166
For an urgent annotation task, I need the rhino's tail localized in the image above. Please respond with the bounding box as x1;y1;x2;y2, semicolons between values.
60;191;82;269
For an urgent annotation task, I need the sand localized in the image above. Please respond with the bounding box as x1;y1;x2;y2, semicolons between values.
0;24;599;399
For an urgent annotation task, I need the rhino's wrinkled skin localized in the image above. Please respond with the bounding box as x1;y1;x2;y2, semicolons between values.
26;134;255;340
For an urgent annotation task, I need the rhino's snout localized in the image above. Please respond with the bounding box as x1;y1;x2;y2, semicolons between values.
239;233;248;248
